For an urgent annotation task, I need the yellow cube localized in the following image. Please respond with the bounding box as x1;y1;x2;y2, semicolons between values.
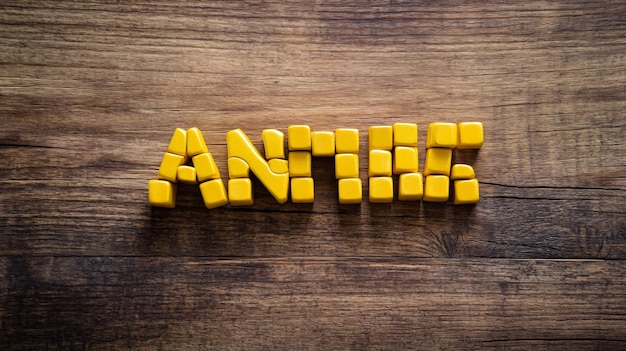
228;157;250;178
423;175;449;202
148;179;177;208
451;164;475;180
457;122;484;149
426;122;457;149
335;128;359;154
288;151;312;177
311;131;336;157
393;123;418;147
268;159;289;174
335;153;359;179
291;177;314;203
338;178;362;204
454;179;480;204
192;152;220;182
158;152;186;183
368;126;393;150
186;127;209;156
177;165;197;184
262;129;285;159
368;149;392;177
424;148;452;176
199;179;228;209
393;146;418;174
369;176;393;203
167;128;187;157
287;125;311;151
228;178;254;206
398;172;423;201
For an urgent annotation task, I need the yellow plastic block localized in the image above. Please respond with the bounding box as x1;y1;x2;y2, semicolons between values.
457;122;484;149
262;129;285;159
426;122;457;149
268;159;289;174
335;153;359;179
228;157;250;179
228;178;254;206
369;176;393;203
311;131;336;157
338;178;362;204
393;123;418;147
287;125;311;151
226;129;289;204
423;148;452;176
192;152;220;182
451;164;475;180
454;178;480;205
158;152;186;183
335;128;359;154
288;151;312;177
187;127;209;156
393;146;418;174
148;179;176;208
167;128;187;157
291;177;314;203
177;165;197;184
368;126;393;150
368;149;392;177
199;178;228;209
398;172;423;201
423;175;450;202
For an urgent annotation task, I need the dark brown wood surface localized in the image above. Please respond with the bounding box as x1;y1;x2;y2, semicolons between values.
1;1;625;349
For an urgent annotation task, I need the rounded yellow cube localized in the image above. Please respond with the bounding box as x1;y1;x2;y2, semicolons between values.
424;148;452;176
398;173;423;201
148;179;177;208
335;128;359;154
369;176;393;203
393;123;418;147
335;153;359;179
291;177;314;203
368;126;393;150
457;122;484;149
287;125;311;151
393;146;418;174
228;178;254;206
368;149;392;177
199;179;228;209
423;175;449;202
338;178;362;204
450;164;475;180
426;122;457;149
454;179;480;205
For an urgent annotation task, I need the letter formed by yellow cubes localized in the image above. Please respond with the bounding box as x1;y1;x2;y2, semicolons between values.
149;126;228;209
335;128;361;204
227;129;289;204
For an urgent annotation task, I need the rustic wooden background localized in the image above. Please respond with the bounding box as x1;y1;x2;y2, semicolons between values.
1;1;625;349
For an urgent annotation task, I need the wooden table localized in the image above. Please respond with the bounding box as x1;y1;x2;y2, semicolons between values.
1;1;625;349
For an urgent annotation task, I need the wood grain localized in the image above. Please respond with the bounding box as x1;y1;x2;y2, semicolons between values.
1;1;625;349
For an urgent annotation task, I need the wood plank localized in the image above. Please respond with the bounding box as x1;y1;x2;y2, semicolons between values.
1;257;625;350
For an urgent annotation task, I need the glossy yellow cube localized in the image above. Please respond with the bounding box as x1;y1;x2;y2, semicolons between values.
228;157;250;178
423;175;449;202
291;177;314;203
158;152;186;183
335;153;359;179
424;148;452;176
177;165;197;184
368;149;392;177
311;131;335;157
268;159;288;174
288;151;312;177
426;122;457;149
167;128;187;157
148;179;176;208
199;179;228;209
398;172;423;201
335;128;359;154
457;122;484;149
262;129;285;159
368;126;393;150
186;127;209;156
192;152;220;182
451;164;475;180
287;125;311;151
393;146;418;174
393;123;418;147
228;178;254;206
454;179;480;204
338;178;362;204
369;176;393;203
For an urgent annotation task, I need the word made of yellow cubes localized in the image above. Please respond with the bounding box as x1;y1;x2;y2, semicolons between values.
148;122;482;209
